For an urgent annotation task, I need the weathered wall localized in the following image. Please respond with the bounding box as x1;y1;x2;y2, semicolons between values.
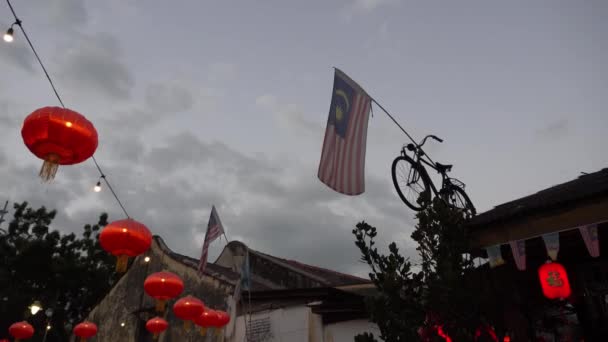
85;239;234;342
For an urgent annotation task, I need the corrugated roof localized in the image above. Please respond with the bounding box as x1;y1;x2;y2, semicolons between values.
469;168;608;228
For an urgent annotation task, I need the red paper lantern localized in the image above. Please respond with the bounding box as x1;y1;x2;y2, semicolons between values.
146;317;169;339
538;261;571;299
9;321;34;341
173;296;205;331
144;271;184;312
212;310;231;337
194;310;220;336
503;336;511;342
21;106;98;182
215;310;231;327
73;322;98;341
99;218;152;272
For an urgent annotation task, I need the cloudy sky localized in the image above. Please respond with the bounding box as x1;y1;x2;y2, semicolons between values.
0;0;606;277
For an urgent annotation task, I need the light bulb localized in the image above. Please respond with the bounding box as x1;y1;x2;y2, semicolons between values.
46;325;51;330
144;256;150;263
94;181;102;192
120;322;125;327
3;28;13;42
30;301;42;315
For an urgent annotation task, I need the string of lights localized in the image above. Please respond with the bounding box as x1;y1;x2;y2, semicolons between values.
4;0;131;219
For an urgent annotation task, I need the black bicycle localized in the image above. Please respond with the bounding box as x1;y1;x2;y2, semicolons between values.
391;134;476;216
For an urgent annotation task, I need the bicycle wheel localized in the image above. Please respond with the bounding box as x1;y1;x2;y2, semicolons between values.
446;186;476;216
391;155;432;211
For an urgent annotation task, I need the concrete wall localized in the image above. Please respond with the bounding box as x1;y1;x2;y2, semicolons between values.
85;240;234;342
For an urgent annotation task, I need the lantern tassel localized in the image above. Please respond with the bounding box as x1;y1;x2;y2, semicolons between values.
155;300;166;313
153;332;159;340
81;338;87;342
200;327;207;336
214;328;222;336
39;154;60;182
116;255;129;273
183;320;192;331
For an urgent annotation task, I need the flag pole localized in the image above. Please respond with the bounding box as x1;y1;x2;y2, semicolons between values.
370;98;417;146
331;67;418;146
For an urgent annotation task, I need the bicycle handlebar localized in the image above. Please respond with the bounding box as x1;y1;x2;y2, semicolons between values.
420;134;443;146
429;135;443;143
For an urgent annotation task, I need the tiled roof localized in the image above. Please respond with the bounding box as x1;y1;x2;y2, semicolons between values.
469;168;608;228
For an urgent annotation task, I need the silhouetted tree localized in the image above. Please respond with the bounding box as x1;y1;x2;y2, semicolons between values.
354;198;491;341
0;202;115;341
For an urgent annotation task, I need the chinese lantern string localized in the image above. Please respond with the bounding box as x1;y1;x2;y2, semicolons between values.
5;0;131;219
5;0;64;108
91;156;130;219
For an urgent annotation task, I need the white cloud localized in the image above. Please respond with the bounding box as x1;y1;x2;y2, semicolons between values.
256;94;320;136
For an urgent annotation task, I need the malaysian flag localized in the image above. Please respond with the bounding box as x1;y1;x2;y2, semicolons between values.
198;205;225;274
318;69;372;195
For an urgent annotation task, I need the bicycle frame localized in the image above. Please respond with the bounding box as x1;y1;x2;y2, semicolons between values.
400;138;456;197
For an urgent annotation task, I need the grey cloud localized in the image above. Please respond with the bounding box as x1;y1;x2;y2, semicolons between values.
0;38;36;72
47;0;88;29
256;94;321;135
91;131;409;276
535;119;571;141
207;63;237;83
58;33;134;100
145;83;195;113
101;82;214;132
352;0;399;12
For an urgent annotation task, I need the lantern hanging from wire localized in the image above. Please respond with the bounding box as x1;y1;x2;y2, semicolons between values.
146;317;169;340
21;106;98;182
144;271;184;312
213;310;231;336
8;321;34;342
194;310;220;336
173;296;205;331
99;218;152;272
538;261;572;300
73;322;97;342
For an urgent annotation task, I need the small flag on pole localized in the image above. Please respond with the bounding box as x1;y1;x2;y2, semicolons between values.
198;205;225;274
579;224;600;258
542;232;560;261
485;245;505;268
318;68;372;195
509;240;526;271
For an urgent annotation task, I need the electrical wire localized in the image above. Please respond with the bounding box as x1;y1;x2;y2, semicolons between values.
5;0;130;219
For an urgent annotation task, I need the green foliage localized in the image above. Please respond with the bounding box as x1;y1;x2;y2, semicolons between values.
0;202;116;341
354;199;488;341
353;222;425;342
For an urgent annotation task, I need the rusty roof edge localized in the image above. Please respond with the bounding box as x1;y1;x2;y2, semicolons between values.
468;168;608;229
468;191;608;231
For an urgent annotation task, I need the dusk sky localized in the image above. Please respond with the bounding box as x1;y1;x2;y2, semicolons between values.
1;0;606;277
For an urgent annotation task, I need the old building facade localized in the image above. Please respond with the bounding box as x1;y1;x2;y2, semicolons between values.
85;237;375;341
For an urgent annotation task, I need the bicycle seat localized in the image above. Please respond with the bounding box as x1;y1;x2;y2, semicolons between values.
436;162;453;173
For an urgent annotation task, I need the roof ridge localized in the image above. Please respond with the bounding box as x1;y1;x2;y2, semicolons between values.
253;249;369;283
